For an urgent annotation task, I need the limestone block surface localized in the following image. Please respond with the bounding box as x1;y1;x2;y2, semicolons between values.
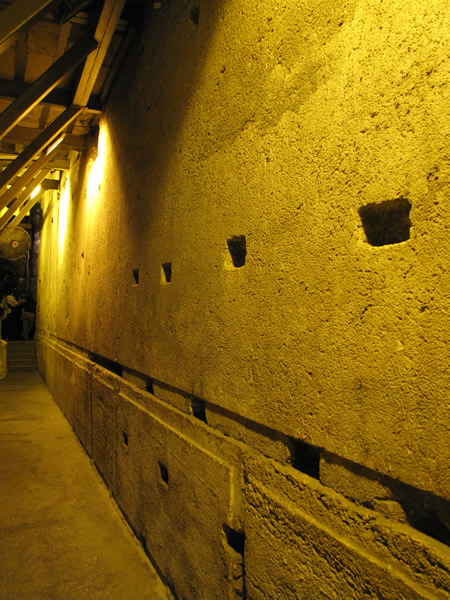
244;451;450;599
115;391;243;599
91;374;118;493
38;339;92;454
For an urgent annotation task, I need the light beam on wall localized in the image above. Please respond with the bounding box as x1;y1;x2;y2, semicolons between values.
58;177;70;252
87;125;106;212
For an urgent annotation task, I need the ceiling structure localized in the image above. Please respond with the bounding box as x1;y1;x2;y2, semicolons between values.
0;0;144;229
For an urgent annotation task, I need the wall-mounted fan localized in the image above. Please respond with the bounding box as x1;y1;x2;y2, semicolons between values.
0;227;31;261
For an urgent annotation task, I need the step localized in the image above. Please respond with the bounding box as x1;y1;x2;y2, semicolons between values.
4;341;37;372
8;358;37;365
6;342;36;353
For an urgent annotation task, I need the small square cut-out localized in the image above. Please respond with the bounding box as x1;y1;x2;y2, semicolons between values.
359;198;411;246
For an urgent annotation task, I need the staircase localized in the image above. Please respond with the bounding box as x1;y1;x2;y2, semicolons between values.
7;341;37;372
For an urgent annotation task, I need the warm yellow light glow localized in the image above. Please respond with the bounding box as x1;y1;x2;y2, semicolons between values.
30;184;41;200
58;178;70;252
46;135;65;155
86;124;107;212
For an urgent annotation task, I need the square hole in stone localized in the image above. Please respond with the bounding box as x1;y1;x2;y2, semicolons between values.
191;397;207;423
161;262;172;283
359;198;411;246
145;377;154;394
288;438;321;480
226;235;246;268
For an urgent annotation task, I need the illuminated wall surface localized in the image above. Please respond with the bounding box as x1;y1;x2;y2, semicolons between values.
38;0;449;597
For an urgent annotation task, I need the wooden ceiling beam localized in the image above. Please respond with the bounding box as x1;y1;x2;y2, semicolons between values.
42;178;60;190
0;33;17;57
73;0;127;106
0;105;82;193
3;125;86;148
0;157;70;170
0;168;50;230
6;186;45;230
0;135;64;212
0;35;98;139
0;78;71;105
0;78;103;112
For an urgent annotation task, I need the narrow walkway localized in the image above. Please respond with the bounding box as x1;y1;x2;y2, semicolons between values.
0;371;171;600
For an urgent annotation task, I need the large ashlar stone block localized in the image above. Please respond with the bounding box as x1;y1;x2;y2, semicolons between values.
115;388;244;599
244;451;450;599
38;338;92;454
91;373;118;493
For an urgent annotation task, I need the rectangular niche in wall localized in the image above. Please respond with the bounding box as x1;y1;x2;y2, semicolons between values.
225;235;246;268
359;197;411;246
161;262;172;284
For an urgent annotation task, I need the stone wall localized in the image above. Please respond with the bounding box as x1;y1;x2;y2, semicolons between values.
37;0;449;597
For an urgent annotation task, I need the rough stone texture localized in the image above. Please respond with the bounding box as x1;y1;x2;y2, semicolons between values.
37;338;450;599
91;374;117;492
36;0;449;597
115;393;242;599
244;450;450;599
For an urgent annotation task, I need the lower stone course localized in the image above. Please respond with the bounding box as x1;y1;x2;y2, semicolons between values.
37;335;450;600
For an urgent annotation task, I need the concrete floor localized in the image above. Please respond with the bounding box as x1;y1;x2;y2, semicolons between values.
0;371;171;600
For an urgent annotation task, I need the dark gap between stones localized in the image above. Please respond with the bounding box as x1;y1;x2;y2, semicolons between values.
145;377;154;394
88;352;123;377
191;397;207;423
159;461;169;484
223;524;246;556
